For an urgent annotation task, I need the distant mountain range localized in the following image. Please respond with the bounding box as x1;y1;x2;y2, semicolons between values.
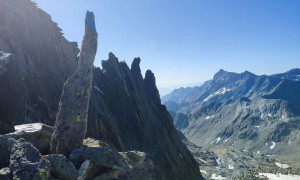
162;68;300;169
158;82;203;96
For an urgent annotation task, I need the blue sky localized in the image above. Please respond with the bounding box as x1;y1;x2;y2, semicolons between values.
33;0;300;94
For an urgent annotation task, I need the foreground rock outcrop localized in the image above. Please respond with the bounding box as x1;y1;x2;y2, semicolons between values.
8;138;51;180
0;123;53;168
1;125;155;179
50;11;98;156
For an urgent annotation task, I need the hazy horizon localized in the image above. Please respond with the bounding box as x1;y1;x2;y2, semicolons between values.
32;0;300;93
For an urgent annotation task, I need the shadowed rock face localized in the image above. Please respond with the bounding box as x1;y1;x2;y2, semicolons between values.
87;54;202;179
0;0;78;133
50;11;98;156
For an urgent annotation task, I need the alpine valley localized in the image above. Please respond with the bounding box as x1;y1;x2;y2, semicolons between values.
162;68;300;179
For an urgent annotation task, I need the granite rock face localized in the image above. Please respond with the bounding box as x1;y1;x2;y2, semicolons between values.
44;154;78;180
7;138;51;180
0;0;78;134
50;11;98;156
87;54;202;179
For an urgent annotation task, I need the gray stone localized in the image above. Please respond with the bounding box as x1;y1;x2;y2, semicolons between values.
71;147;129;179
50;11;98;156
83;138;110;148
0;167;11;180
8;138;50;180
0;123;53;169
44;154;78;180
11;123;53;154
118;151;154;180
120;151;154;171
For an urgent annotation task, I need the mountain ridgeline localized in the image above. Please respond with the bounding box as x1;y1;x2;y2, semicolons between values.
0;0;202;179
162;68;300;167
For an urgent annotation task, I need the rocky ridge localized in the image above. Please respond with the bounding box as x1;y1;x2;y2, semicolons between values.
87;54;201;179
0;0;202;179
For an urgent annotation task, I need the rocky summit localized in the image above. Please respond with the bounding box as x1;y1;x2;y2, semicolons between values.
0;0;202;179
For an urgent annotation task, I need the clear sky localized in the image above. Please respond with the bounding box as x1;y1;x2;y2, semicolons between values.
32;0;300;94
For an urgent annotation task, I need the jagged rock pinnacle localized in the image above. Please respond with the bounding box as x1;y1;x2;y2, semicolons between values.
85;11;96;32
50;11;98;156
131;57;141;75
144;70;161;104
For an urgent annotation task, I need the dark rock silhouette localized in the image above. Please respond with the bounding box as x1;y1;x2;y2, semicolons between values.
87;54;202;179
50;11;98;156
0;0;78;133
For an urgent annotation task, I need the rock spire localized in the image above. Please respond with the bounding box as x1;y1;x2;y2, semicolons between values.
50;11;98;156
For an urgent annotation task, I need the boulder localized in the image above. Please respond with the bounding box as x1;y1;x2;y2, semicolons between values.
118;151;154;180
71;147;129;179
7;138;50;180
120;151;154;171
10;123;53;154
44;154;78;180
0;123;53;168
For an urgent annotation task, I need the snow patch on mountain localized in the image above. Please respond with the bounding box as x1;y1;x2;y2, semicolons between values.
204;87;232;102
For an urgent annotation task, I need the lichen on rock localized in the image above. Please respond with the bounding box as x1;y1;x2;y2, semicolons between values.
50;11;98;156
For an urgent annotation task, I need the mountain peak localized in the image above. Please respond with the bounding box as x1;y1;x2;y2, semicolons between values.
108;52;117;60
213;69;235;80
242;70;256;77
